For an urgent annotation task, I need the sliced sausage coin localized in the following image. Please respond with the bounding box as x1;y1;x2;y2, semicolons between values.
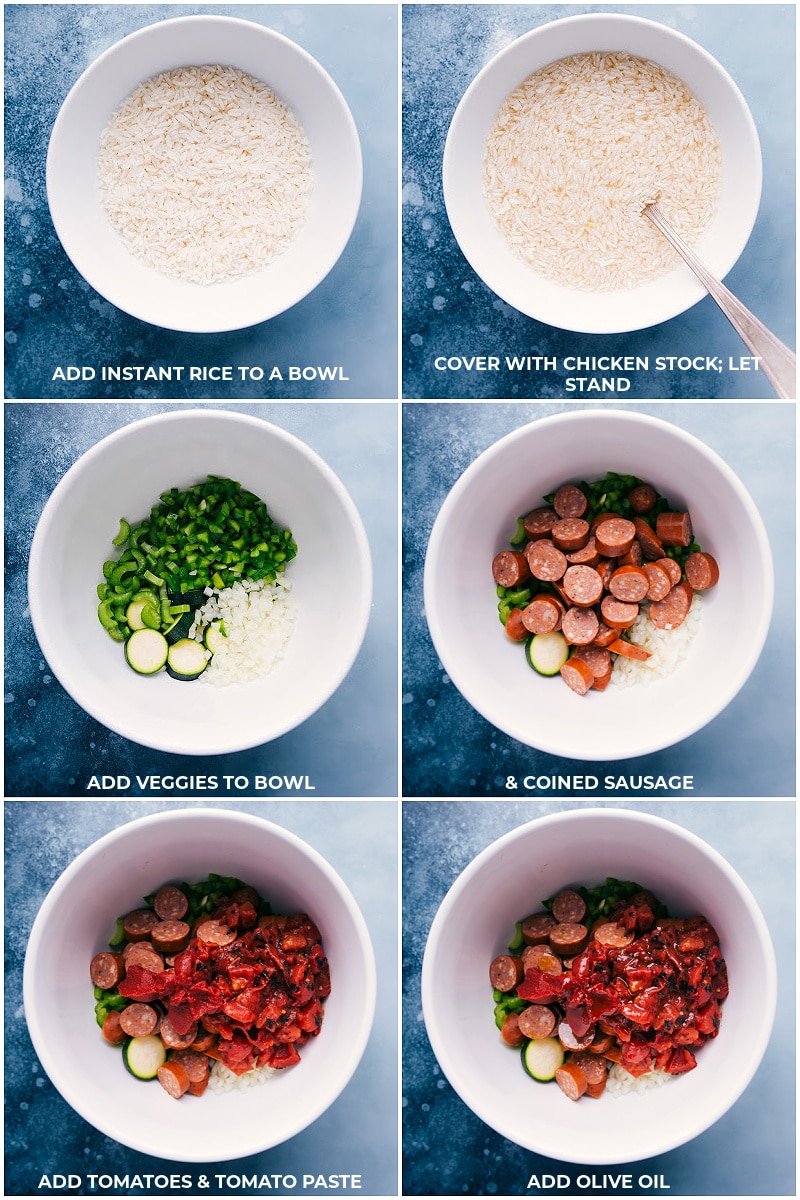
492;550;530;588
561;607;599;646
525;539;567;582
609;565;649;603
656;511;693;548
685;551;719;590
551;888;587;925
594;517;635;557
553;484;588;519
559;658;595;696
518;1004;557;1040
119;1002;159;1038
90;951;125;989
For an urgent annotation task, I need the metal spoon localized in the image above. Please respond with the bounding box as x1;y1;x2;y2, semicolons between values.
642;202;796;399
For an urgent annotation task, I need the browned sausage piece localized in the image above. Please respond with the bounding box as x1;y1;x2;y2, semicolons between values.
555;1061;589;1101
536;952;564;974
600;595;639;630
551;888;587;925
649;580;693;630
553;484;588;519
191;1029;218;1054
609;565;649;603
522;913;557;944
656;511;693;548
617;539;643;568
562;565;603;608
573;645;612;678
592;921;635;948
157;1060;191;1099
656;556;682;586
523;507;558;541
122;908;160;943
592;668;612;692
504;608;529;642
232;885;262;909
518;1004;557;1040
592;622;618;648
632;517;664;561
685;551;719;590
595;558;616;591
642;561;672;602
102;1011;128;1045
549;922;589;956
628;484;657;514
559;658;595;696
188;1077;209;1097
587;1029;614;1055
565;536;600;567
123;942;165;973
551;518;590;553
561;607;599;646
521;595;561;636
570;1051;608;1087
630;889;658;910
489;954;523;993
525;539;567;582
151;920;191;955
590;510;623;532
195;919;237;947
153;885;189;922
501;1012;526;1046
594;517;635;557
160;1013;198;1049
492;550;530;588
585;1077;608;1099
170;1049;210;1084
557;1020;595;1052
90;951;125;989
608;639;651;662
521;943;552;971
119;1002;159;1038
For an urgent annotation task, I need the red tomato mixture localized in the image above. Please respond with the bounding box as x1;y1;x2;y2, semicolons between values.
119;905;329;1074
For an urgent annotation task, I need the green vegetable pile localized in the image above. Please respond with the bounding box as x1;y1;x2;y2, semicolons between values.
96;475;297;645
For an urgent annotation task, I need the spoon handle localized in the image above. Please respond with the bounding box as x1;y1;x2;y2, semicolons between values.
643;204;796;399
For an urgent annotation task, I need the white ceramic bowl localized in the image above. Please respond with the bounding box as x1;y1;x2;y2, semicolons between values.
47;15;362;332
424;409;772;760
23;807;376;1161
443;13;761;333
28;409;372;754
422;807;776;1164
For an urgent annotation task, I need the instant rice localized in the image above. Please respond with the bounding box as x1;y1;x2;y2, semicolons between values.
98;65;313;284
483;51;722;290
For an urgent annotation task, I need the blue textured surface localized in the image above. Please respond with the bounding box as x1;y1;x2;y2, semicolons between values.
4;403;398;797
402;401;795;797
5;799;398;1196
402;4;796;399
402;799;795;1195
4;4;398;399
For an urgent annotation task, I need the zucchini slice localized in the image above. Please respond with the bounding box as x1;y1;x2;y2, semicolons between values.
123;1035;166;1080
166;637;210;682
203;620;227;654
124;628;168;675
163;611;194;644
525;631;569;676
521;1036;564;1082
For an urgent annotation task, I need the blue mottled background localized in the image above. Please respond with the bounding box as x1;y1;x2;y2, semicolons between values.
402;799;795;1195
402;401;795;797
402;4;796;399
4;4;398;399
5;799;398;1196
5;402;398;797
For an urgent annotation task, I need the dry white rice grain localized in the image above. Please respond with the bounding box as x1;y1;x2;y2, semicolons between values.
98;65;313;284
483;52;721;291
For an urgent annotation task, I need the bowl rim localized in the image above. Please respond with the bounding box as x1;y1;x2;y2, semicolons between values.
442;11;763;334
22;806;378;1160
421;806;778;1163
423;407;775;759
46;13;363;333
27;407;374;754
